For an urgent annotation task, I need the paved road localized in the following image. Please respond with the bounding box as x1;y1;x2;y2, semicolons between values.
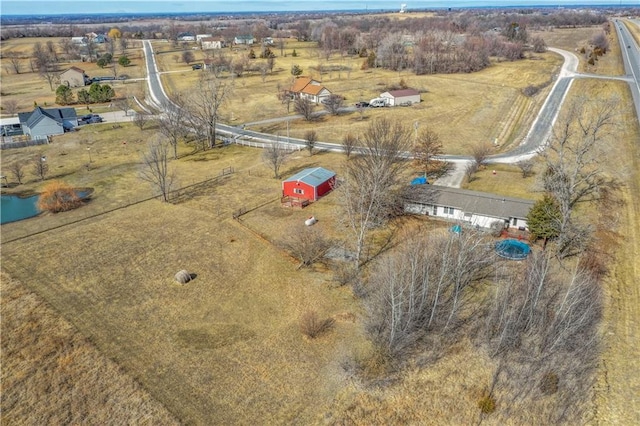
614;19;640;124
139;40;634;187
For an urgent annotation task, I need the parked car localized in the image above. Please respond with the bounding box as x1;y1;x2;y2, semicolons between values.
192;64;202;70
355;101;370;108
78;114;103;125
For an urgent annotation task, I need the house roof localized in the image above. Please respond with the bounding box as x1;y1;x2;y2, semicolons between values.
63;66;85;74
404;185;535;220
235;34;254;39
19;107;77;128
289;77;330;96
383;89;420;98
290;77;313;93
284;167;336;187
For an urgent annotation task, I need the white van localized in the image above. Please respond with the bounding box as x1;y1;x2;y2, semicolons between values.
369;98;387;107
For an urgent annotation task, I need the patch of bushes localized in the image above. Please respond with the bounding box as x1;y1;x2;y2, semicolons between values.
478;392;496;414
299;310;334;339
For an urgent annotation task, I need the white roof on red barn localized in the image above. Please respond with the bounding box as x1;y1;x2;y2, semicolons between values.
283;167;336;187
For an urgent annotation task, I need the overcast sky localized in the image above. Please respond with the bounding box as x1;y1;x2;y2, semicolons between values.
1;1;637;15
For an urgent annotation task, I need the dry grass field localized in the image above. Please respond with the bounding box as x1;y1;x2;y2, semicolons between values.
0;37;147;115
153;39;562;155
1;272;180;425
2;22;639;425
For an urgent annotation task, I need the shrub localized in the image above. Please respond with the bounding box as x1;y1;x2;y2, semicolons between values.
299;310;334;339
478;392;496;414
37;180;83;213
539;371;559;395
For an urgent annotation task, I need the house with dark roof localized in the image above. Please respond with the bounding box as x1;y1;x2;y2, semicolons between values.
380;89;421;106
60;66;90;88
403;185;535;230
18;107;78;140
288;76;332;104
282;167;336;202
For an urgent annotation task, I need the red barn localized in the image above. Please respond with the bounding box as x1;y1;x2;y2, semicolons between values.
282;167;336;202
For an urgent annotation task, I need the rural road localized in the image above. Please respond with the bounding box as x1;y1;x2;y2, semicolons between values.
140;39;635;187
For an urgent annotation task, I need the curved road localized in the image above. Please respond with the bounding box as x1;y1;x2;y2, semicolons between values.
142;38;638;186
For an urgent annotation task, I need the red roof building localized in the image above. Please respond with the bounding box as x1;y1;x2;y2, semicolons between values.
282;167;336;202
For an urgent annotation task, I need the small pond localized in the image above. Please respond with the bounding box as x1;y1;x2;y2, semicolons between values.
1;190;92;225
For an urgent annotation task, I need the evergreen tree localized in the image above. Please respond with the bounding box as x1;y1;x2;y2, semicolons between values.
55;85;75;105
527;194;561;249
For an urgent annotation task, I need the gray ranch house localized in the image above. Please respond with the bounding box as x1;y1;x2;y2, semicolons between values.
60;66;90;87
18;107;78;140
404;185;535;230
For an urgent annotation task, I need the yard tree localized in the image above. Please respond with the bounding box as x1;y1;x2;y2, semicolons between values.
9;161;26;185
157;97;189;159
412;127;445;176
114;97;132;116
118;56;131;67
88;82;115;103
516;159;535;178
32;155;49;181
37;180;83;213
304;130;318;156
281;224;332;269
3;99;19;115
262;141;290;179
139;137;175;202
540;94;619;258
342;118;411;266
134;112;149;131
323;94;344;115
267;55;275;73
186;74;233;150
342;133;357;158
182;50;195;64
291;64;303;77
38;61;59;91
55;85;75;105
108;28;122;40
77;89;91;106
366;231;495;358
6;52;22;74
294;97;315;121
527;194;561;250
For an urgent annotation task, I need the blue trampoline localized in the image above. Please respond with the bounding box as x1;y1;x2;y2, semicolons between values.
495;239;531;260
411;176;428;185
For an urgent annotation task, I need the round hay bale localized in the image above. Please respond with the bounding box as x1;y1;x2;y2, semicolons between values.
175;270;191;284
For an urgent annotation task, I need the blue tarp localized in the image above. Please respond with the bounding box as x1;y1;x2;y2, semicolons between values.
411;176;428;185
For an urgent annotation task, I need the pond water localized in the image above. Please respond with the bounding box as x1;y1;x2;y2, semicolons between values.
1;190;92;225
1;194;40;224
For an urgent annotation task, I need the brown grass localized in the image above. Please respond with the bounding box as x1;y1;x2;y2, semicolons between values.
2;28;639;426
0;272;179;425
0;37;147;115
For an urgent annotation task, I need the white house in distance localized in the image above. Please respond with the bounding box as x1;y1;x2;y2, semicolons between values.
403;185;535;230
201;37;224;50
380;88;421;106
234;35;255;45
196;34;213;42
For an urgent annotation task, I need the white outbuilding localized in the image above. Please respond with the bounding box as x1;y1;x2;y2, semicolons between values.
380;89;421;106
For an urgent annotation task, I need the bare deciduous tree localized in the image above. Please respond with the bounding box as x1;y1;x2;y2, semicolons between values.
3;99;19;115
304;129;317;156
323;94;344;115
32;155;49;181
6;52;22;74
9;161;25;185
186;74;233;150
133;112;149;130
367;231;495;359
114;97;132;116
281;224;332;268
342;133;357;158
517;159;535;178
139;138;175;202
157;99;189;159
294;97;315;121
541;94;619;258
471;143;492;168
483;252;603;423
412;127;446;176
262;141;290;179
341;118;410;266
465;161;478;183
